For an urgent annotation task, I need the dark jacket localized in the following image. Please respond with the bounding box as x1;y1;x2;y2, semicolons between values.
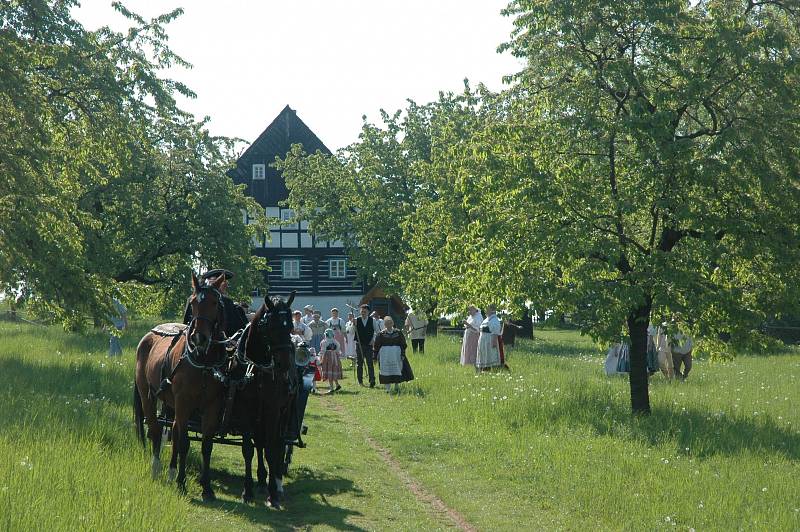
182;295;248;338
355;316;376;346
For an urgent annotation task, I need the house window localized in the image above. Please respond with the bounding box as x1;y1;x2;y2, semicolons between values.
282;259;300;279
329;258;347;279
281;209;294;221
252;164;265;180
281;232;298;248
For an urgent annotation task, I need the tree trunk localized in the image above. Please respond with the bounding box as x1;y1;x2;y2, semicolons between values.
626;302;651;415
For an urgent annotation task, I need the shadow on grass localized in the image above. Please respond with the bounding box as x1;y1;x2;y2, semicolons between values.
195;466;366;531
506;385;800;460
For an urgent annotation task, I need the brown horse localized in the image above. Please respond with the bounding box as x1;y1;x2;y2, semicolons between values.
235;292;296;508
133;272;228;501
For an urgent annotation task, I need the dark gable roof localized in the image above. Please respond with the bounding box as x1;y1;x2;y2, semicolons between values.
229;105;331;184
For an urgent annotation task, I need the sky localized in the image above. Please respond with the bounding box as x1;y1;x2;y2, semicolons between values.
73;0;523;151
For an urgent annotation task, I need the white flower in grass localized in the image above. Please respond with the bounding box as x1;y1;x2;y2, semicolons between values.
762;487;767;492
698;501;704;508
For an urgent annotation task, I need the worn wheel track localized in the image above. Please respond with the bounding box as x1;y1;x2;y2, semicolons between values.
326;400;477;532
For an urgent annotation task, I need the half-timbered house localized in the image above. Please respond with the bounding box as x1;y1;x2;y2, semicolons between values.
228;105;366;313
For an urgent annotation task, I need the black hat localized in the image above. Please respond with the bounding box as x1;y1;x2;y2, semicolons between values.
201;269;234;282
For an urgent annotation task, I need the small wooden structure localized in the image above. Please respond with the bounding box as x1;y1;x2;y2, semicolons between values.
359;285;407;323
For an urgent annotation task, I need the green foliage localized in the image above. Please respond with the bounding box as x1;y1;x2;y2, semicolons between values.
0;1;265;325
278;92;489;316
401;1;800;356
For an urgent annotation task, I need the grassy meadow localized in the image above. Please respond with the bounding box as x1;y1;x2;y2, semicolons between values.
337;330;800;530
0;316;798;530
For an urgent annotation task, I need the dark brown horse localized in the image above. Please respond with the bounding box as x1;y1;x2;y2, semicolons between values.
133;273;228;501
235;292;296;508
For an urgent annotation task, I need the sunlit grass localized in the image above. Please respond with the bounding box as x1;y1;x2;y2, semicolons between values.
334;330;800;530
2;318;797;530
0;319;443;531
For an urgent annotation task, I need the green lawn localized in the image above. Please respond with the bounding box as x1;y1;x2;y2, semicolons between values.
336;330;800;530
0;320;441;531
1;318;798;530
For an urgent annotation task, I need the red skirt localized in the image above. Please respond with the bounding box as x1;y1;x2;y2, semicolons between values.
309;361;322;381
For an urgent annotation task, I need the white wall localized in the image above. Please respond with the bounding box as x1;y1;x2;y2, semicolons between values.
250;294;364;318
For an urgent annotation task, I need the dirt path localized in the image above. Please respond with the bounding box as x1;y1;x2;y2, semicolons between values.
326;400;477;532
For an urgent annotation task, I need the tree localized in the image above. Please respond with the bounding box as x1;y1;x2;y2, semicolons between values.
277;98;455;315
401;0;800;414
0;1;264;325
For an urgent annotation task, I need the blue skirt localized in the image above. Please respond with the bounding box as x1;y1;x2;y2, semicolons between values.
311;333;324;353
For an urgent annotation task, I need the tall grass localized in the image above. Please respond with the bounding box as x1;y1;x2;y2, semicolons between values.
335;330;800;530
0;319;446;531
0;321;188;530
3;318;798;530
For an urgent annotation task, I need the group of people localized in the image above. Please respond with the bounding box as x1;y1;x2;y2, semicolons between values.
603;324;695;381
350;304;415;393
288;303;418;394
649;325;694;381
460;304;510;372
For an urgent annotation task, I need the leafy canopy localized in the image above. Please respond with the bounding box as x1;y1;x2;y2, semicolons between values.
0;1;265;325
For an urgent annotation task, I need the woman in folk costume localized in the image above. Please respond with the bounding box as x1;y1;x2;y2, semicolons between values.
302;305;315;325
460;305;483;366
344;312;357;359
325;308;347;358
476;305;503;371
292;310;313;343
373;316;414;393
319;328;343;393
308;310;327;353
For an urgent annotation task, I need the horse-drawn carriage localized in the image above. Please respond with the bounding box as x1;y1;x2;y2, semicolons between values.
134;274;309;507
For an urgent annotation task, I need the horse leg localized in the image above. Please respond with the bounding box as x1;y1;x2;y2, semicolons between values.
172;417;189;494
150;421;163;479
263;420;284;508
167;419;178;483
136;382;163;479
135;340;164;478
241;433;254;503
200;435;216;502
256;441;268;493
199;399;221;503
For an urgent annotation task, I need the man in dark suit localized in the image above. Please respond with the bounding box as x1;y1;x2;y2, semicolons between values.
355;304;377;387
182;269;248;338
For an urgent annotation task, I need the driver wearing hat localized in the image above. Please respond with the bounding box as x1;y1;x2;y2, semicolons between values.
182;269;248;338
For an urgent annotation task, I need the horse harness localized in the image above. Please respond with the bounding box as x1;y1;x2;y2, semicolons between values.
154;285;232;399
152;297;298;440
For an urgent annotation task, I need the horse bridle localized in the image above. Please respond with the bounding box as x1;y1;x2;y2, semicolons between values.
184;285;229;369
240;305;294;375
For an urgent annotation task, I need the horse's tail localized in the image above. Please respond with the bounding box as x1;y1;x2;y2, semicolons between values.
133;383;146;445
